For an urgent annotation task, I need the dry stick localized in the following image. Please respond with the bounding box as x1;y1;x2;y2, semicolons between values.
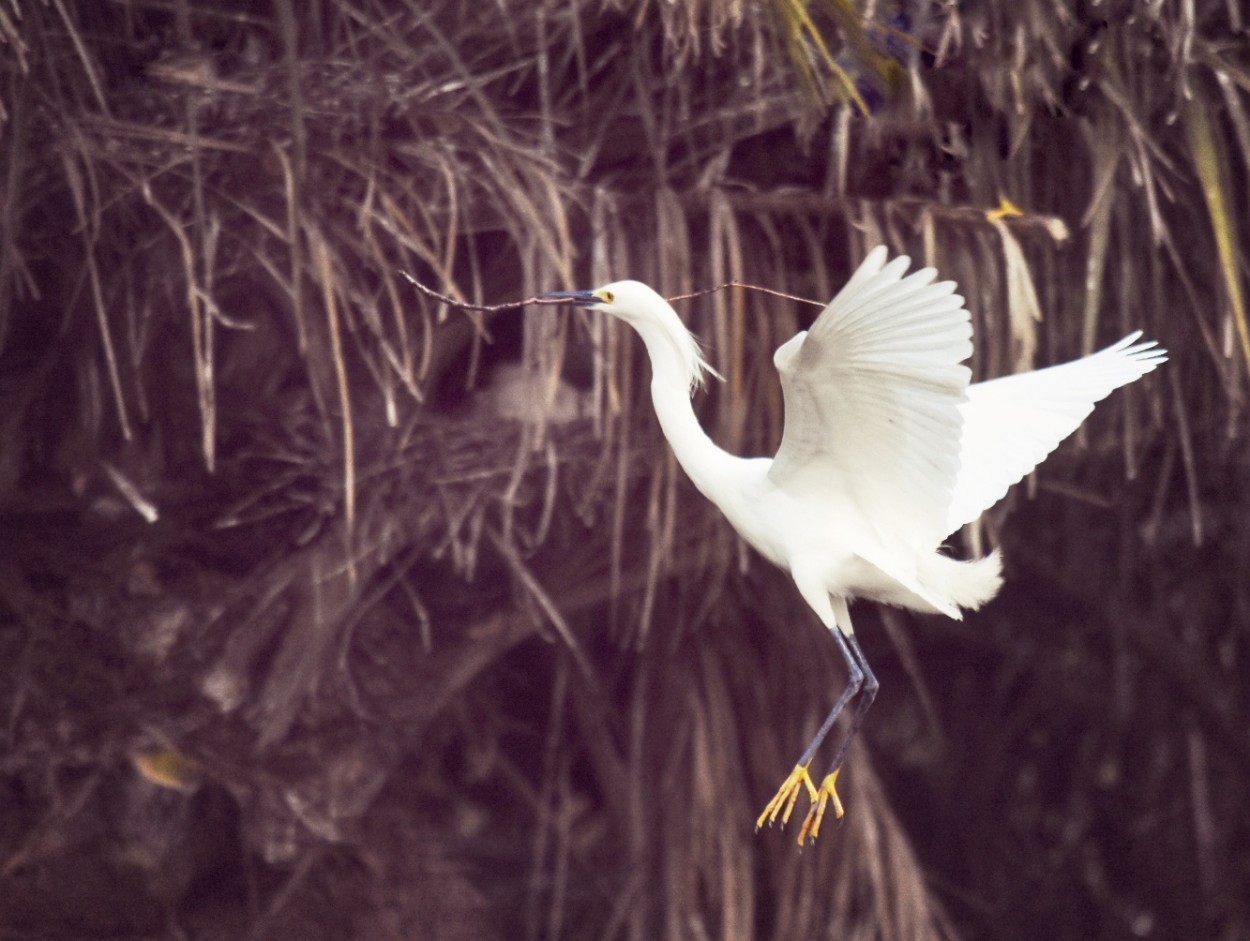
668;281;825;308
402;271;537;311
401;271;826;311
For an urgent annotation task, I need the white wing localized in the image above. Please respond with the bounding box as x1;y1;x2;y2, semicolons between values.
768;247;973;553
943;333;1167;536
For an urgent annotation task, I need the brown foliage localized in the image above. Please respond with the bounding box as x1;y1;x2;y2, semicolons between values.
0;1;1246;939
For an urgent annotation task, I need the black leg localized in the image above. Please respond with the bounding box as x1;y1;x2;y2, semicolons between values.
757;623;877;839
789;631;877;842
820;633;878;778
797;627;865;767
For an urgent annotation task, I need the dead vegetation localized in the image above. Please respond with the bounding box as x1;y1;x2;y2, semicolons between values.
0;1;1247;938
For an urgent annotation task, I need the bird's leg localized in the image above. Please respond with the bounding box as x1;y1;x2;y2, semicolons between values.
756;626;864;833
798;633;878;843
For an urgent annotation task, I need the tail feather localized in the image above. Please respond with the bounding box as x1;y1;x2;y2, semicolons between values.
920;549;1004;617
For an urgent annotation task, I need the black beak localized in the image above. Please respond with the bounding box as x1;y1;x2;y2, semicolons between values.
533;290;602;308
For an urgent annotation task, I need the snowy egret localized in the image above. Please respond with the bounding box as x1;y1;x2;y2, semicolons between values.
536;247;1166;843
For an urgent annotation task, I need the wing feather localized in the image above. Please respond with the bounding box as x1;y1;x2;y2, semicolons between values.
943;333;1167;535
769;248;973;552
768;247;1165;573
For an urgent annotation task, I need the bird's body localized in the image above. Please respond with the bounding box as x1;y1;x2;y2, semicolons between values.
537;247;1165;842
668;451;994;619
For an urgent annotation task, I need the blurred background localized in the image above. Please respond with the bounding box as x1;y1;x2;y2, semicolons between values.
0;1;1246;938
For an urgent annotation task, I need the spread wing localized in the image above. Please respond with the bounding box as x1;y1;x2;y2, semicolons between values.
768;247;973;553
943;333;1167;536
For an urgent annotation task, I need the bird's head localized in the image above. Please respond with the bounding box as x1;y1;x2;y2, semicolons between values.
535;280;719;390
533;279;662;326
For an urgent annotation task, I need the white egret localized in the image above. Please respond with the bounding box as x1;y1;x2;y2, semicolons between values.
536;247;1166;843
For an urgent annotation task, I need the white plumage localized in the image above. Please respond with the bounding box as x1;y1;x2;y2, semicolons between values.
945;332;1164;533
536;246;1166;842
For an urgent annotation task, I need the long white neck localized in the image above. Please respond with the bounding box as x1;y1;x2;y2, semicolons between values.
629;318;741;501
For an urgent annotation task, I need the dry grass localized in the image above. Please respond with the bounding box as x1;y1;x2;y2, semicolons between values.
0;0;1246;938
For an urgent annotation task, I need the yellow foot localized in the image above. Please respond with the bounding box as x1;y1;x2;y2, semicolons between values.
797;769;844;844
756;763;819;831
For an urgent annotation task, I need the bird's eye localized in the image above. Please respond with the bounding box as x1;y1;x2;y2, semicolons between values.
601;290;615;303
